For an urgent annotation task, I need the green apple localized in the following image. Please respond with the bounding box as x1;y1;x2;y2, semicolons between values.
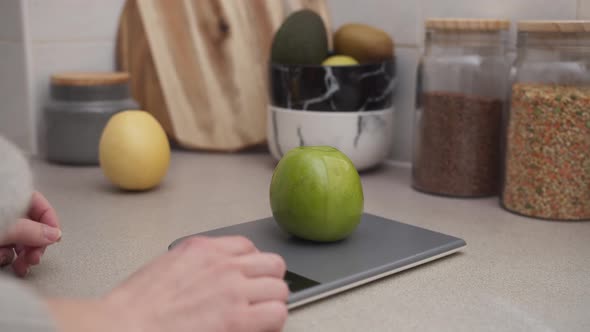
269;146;364;242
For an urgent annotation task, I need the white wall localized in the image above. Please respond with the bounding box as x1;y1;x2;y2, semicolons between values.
579;0;590;18
0;0;587;161
26;0;127;155
327;0;580;162
0;1;31;152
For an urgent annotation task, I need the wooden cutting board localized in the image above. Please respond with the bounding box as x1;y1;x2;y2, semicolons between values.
116;0;331;152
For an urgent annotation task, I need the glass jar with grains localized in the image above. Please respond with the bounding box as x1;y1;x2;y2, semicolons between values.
501;21;590;221
412;19;512;197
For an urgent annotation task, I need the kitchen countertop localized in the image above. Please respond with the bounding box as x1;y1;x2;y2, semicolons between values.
23;150;590;331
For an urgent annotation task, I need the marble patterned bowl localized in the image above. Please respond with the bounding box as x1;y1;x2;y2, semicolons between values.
269;60;396;112
267;106;395;171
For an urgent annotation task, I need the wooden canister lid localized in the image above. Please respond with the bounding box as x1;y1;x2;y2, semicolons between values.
50;72;130;86
425;18;510;31
517;20;590;33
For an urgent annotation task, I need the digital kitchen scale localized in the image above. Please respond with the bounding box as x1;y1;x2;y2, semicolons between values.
169;213;466;309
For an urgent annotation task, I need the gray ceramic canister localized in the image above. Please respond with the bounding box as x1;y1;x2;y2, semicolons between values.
41;72;139;165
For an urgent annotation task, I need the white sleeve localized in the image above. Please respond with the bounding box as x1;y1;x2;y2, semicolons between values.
0;274;57;332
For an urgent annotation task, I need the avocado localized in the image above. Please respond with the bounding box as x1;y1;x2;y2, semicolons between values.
334;23;394;64
271;10;329;65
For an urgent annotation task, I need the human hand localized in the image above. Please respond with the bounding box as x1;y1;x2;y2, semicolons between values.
0;191;62;277
103;236;289;332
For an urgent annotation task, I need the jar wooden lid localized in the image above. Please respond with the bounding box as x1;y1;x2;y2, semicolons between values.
517;20;590;33
50;72;131;86
425;18;510;31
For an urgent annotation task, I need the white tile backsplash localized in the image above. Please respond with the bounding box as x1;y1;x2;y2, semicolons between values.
579;0;590;19
31;41;116;119
0;1;23;41
0;0;585;159
28;0;126;42
0;42;32;151
391;47;419;162
327;0;419;46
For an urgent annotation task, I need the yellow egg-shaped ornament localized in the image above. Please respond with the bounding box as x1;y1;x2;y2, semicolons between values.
99;110;170;191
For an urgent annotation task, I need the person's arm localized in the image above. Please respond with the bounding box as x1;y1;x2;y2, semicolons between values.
44;298;116;332
4;235;289;332
7;236;287;332
1;135;288;331
0;275;56;332
0;276;112;332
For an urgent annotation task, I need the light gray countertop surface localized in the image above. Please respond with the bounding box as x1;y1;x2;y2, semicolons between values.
24;150;590;331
